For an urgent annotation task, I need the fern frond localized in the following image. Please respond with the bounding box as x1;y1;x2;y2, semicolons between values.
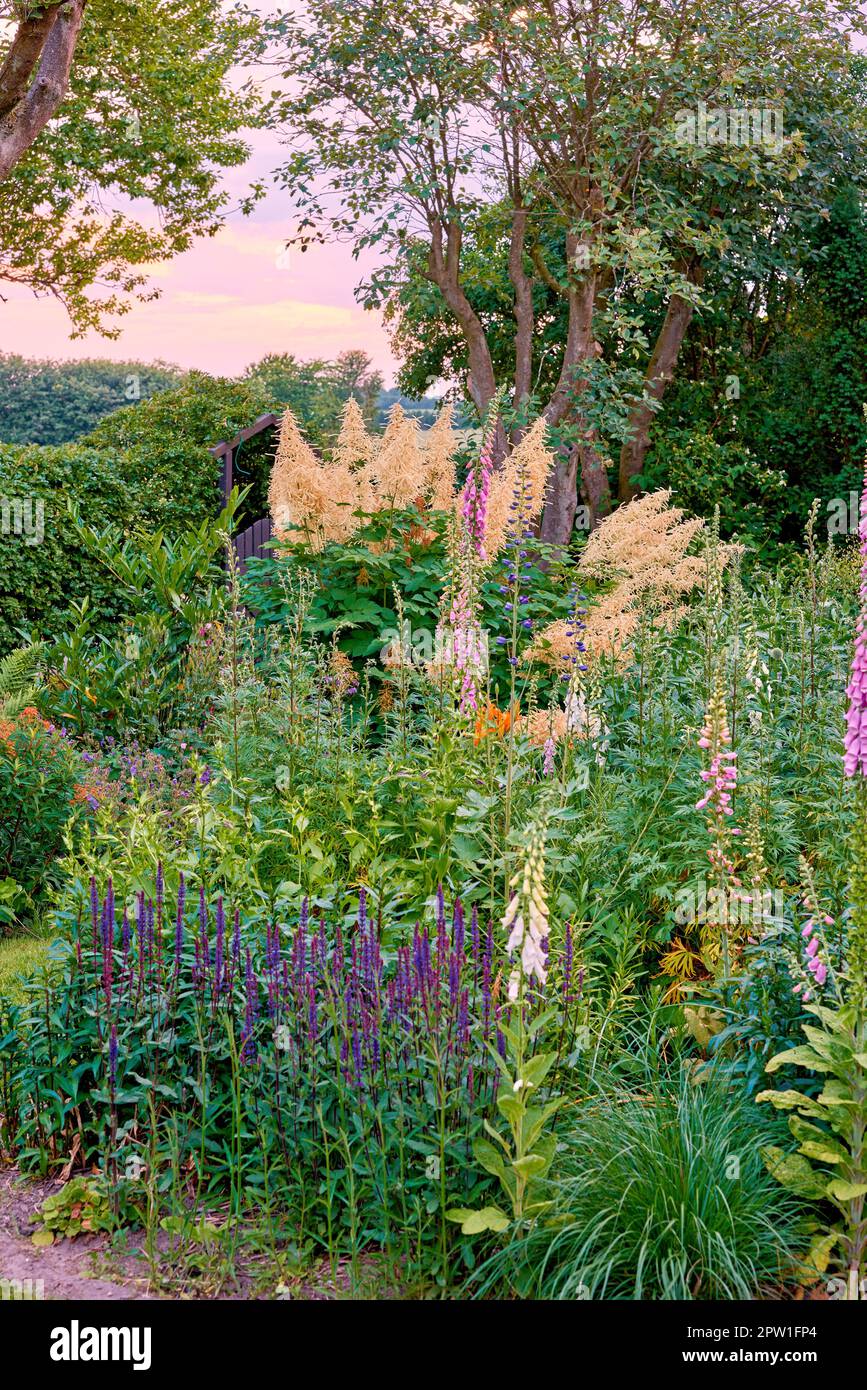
0;644;43;716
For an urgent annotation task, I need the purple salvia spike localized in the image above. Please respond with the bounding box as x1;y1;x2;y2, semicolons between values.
90;876;99;954
453;898;465;957
174;873;185;972
563;919;573;1004
214;896;225;996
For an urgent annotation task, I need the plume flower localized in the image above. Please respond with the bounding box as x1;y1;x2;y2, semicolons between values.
373;404;427;508
422;405;459;511
333;396;375;470
483;418;553;559
269;409;331;548
526;491;737;668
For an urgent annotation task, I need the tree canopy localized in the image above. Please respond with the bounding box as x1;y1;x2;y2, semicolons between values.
0;353;181;445
264;0;867;540
0;0;263;333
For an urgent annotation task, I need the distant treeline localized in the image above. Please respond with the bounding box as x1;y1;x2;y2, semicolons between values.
0;351;458;450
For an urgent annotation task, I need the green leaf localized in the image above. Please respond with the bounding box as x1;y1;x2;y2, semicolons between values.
446;1206;510;1236
521;1051;557;1088
31;1229;54;1247
512;1153;548;1180
795;1231;839;1283
761;1146;828;1200
472;1137;506;1181
826;1178;867;1202
522;1098;564;1152
496;1092;524;1125
765;1045;834;1074
756;1088;827;1118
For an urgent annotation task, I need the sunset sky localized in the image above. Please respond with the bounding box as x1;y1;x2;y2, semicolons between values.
4;125;400;383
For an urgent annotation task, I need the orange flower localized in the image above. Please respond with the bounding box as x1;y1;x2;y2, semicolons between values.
473;701;520;745
72;783;100;808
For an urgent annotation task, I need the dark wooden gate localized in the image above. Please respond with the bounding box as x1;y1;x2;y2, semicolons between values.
234;515;273;574
209;412;278;570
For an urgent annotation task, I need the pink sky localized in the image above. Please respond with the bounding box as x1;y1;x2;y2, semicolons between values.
3;124;401;384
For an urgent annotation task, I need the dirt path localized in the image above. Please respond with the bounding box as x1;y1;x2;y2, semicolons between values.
0;1168;153;1300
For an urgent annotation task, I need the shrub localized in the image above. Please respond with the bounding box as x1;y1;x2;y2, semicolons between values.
0;443;139;652
83;371;280;532
0;374;279;655
0;710;95;911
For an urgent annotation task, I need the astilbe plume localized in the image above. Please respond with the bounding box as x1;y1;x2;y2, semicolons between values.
526;491;737;668
333;396;375;470
422;403;459;512
481;417;553;560
369;403;427;509
270;402;461;547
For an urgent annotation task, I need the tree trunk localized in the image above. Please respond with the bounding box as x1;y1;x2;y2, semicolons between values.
0;2;87;182
539;444;579;546
579;440;612;525
538;229;613;539
617;276;701;502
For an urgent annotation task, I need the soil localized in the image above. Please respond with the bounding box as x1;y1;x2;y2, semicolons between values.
0;1165;403;1301
0;1167;152;1300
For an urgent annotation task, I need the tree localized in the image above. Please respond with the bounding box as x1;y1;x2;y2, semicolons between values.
243;350;384;450
642;182;867;547
0;353;181;444
0;0;262;333
265;0;867;540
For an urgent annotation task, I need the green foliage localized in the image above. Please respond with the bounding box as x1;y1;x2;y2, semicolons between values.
243;350;383;452
0;643;41;718
82;372;279;532
35;1178;114;1245
0;441;140;652
646;190;867;550
244;510;574;702
758;1002;867;1295
474;1061;808;1299
0;355;181;446
0;711;91;910
0;0;263;332
1;884;526;1282
39;498;238;741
